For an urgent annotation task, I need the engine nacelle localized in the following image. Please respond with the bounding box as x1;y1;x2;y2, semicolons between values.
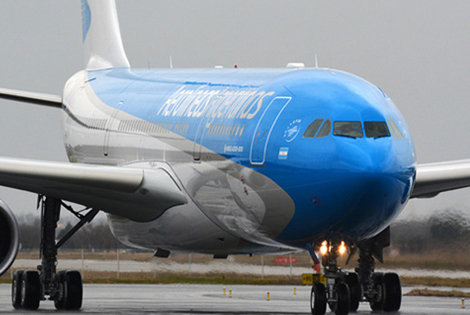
0;199;19;276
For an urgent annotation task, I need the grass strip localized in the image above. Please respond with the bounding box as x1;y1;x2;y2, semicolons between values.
2;271;470;288
1;272;302;285
401;276;470;288
406;288;470;298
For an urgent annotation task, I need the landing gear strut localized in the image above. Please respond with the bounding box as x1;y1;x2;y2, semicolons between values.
309;227;401;315
11;196;98;310
356;227;401;312
310;240;359;315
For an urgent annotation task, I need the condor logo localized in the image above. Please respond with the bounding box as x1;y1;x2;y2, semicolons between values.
283;119;302;142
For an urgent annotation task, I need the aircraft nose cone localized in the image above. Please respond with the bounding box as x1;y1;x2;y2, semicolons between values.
331;138;413;238
277;139;414;243
336;137;394;174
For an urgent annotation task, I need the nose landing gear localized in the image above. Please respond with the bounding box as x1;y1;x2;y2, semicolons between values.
309;228;401;315
310;240;360;315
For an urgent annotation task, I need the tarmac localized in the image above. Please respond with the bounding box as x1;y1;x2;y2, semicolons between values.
0;283;469;314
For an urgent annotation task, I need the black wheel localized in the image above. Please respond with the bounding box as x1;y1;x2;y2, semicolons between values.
310;282;327;315
63;270;83;310
335;282;350;315
369;272;383;311
345;272;360;312
382;273;401;312
21;270;41;310
11;270;24;309
54;270;67;310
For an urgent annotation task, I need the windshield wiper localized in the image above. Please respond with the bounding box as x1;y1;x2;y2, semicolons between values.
336;134;357;139
373;135;388;139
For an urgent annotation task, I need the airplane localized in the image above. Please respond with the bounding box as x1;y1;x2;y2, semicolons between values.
1;1;470;314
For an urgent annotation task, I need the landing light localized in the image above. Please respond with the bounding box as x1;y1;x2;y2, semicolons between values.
320;241;328;255
339;241;347;255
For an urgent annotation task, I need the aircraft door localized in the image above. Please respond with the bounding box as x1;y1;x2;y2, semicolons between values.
250;97;291;165
103;101;122;157
193;86;214;161
193;115;209;162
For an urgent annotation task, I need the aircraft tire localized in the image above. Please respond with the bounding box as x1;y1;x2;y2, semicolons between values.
63;270;83;310
11;270;24;309
310;282;327;315
334;282;350;315
21;270;41;310
345;272;360;312
369;272;384;311
382;272;401;312
54;270;67;310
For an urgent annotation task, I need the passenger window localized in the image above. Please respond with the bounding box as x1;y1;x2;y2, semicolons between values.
333;121;363;138
303;119;324;138
387;120;403;139
316;120;331;138
364;122;390;139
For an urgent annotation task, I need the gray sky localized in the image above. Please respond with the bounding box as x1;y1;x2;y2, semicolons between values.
0;0;469;221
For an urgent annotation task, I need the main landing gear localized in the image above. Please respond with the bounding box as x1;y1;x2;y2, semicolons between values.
309;228;401;315
356;227;401;313
12;196;98;311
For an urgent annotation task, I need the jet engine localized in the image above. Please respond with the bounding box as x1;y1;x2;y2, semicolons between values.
0;200;19;276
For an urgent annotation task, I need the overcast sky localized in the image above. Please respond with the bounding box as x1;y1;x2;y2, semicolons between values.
0;1;470;221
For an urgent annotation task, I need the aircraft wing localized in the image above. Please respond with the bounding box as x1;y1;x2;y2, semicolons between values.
0;88;62;108
0;157;187;222
411;159;470;198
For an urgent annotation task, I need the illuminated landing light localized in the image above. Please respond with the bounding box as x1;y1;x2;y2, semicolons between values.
320;241;328;255
339;241;347;255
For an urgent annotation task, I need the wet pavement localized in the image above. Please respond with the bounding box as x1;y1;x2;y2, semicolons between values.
1;283;469;314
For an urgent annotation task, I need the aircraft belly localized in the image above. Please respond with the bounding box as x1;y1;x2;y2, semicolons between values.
111;139;296;248
105;160;296;253
107;203;296;254
106;203;244;253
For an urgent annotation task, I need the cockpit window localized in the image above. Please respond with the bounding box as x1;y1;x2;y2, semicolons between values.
387;120;403;139
333;121;363;138
364;122;390;139
303;119;324;138
316;119;331;138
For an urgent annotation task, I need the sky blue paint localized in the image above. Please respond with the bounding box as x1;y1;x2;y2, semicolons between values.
81;0;91;42
86;67;417;247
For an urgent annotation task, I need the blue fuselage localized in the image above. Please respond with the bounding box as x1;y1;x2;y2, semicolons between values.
63;67;416;253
